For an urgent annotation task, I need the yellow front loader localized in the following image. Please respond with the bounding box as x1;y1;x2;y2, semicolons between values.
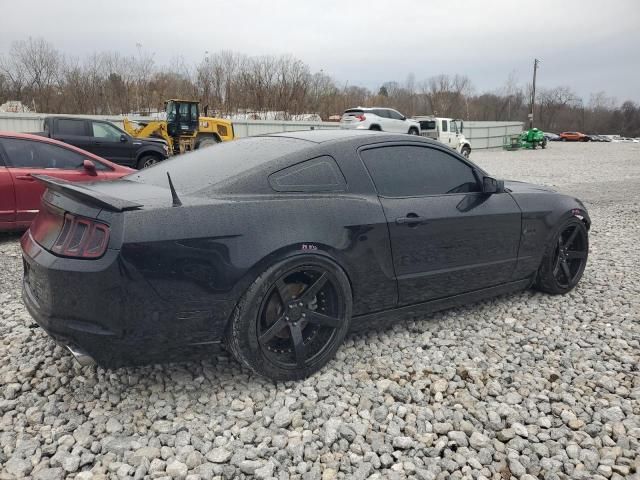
123;99;234;155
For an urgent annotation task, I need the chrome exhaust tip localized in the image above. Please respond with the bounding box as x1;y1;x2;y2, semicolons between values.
65;344;96;367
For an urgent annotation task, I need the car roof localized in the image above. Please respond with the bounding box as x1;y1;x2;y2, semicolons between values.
263;129;429;144
264;129;384;143
0;131;130;171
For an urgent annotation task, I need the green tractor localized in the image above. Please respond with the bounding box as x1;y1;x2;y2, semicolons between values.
503;127;547;150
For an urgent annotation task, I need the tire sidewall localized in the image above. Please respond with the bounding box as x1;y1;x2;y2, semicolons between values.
227;254;352;381
537;217;589;294
137;155;159;169
197;137;219;149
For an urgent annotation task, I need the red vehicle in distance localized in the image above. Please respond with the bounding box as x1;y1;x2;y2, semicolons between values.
0;132;134;231
559;132;589;142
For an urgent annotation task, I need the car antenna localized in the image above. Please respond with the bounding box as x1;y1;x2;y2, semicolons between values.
166;172;182;207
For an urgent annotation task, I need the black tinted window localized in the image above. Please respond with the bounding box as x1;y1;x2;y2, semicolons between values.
387;110;404;120
419;120;436;130
269;156;346;192
441;120;448;132
373;109;390;118
1;138;87;169
56;119;87;136
361;145;479;196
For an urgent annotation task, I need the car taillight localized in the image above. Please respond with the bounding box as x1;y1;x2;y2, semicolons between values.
51;213;110;259
356;114;366;121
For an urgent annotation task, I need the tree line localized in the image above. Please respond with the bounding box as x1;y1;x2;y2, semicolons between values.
1;37;639;136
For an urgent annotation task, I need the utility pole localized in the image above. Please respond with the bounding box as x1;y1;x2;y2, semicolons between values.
529;58;539;129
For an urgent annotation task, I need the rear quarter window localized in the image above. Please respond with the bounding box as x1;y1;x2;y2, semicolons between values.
269;156;346;192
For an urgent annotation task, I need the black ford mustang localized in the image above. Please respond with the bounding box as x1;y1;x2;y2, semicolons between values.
21;131;590;380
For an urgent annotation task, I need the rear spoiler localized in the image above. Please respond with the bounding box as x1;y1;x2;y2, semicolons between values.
31;174;142;212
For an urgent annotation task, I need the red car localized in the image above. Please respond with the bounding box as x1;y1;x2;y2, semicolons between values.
0;132;134;231
559;132;589;142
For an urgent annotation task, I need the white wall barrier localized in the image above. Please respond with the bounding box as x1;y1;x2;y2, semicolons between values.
0;113;523;150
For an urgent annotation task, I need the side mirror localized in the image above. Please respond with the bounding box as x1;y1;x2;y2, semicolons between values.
460;121;464;133
482;176;504;194
401;116;407;121
120;134;127;143
83;159;97;176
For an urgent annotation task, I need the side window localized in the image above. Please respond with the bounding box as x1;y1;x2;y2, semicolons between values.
1;138;87;169
450;120;458;134
92;121;123;140
388;110;404;120
269;156;346;192
373;109;389;118
441;120;448;132
361;145;480;197
56;119;87;136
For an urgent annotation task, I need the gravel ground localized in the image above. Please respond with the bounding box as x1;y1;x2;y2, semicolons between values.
1;142;639;480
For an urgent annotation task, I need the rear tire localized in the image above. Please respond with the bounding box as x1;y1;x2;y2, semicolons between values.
225;255;352;381
137;155;160;169
369;125;381;131
535;217;588;295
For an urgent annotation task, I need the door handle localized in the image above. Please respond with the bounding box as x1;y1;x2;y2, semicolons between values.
395;214;429;226
15;175;35;181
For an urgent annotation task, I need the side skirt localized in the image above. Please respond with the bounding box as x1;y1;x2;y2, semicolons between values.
350;278;533;332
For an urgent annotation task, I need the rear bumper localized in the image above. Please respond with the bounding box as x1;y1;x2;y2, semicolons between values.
21;230;226;368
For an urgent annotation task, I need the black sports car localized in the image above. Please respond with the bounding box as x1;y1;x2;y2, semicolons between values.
21;131;590;380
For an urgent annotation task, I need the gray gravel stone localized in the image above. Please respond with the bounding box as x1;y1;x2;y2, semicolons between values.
206;447;232;463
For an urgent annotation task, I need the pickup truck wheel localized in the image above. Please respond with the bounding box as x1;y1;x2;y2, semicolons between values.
137;155;160;169
408;127;419;135
461;146;471;158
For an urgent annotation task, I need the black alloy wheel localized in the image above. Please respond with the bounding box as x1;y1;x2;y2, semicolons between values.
257;266;344;370
536;218;589;294
226;256;352;380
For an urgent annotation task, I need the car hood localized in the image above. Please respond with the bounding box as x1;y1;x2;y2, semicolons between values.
504;180;557;194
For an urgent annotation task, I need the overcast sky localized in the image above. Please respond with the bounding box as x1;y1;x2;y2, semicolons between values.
2;0;639;102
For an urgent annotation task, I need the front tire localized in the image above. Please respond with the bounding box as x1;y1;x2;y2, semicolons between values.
225;255;352;381
535;217;588;294
197;136;220;149
408;127;419;135
461;146;471;158
137;155;160;169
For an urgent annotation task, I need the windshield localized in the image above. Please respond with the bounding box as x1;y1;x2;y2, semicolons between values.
127;136;310;194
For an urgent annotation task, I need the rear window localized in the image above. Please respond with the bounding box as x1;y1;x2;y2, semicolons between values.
344;109;364;114
128;136;310;194
419;120;436;130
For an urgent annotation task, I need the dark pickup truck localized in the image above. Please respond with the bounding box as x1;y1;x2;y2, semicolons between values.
38;116;169;169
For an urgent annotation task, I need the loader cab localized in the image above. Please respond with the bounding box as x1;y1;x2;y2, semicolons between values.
165;100;199;138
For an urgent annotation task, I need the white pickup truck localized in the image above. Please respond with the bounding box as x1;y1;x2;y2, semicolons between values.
413;116;472;158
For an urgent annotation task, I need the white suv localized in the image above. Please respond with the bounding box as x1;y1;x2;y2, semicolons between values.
340;107;421;135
